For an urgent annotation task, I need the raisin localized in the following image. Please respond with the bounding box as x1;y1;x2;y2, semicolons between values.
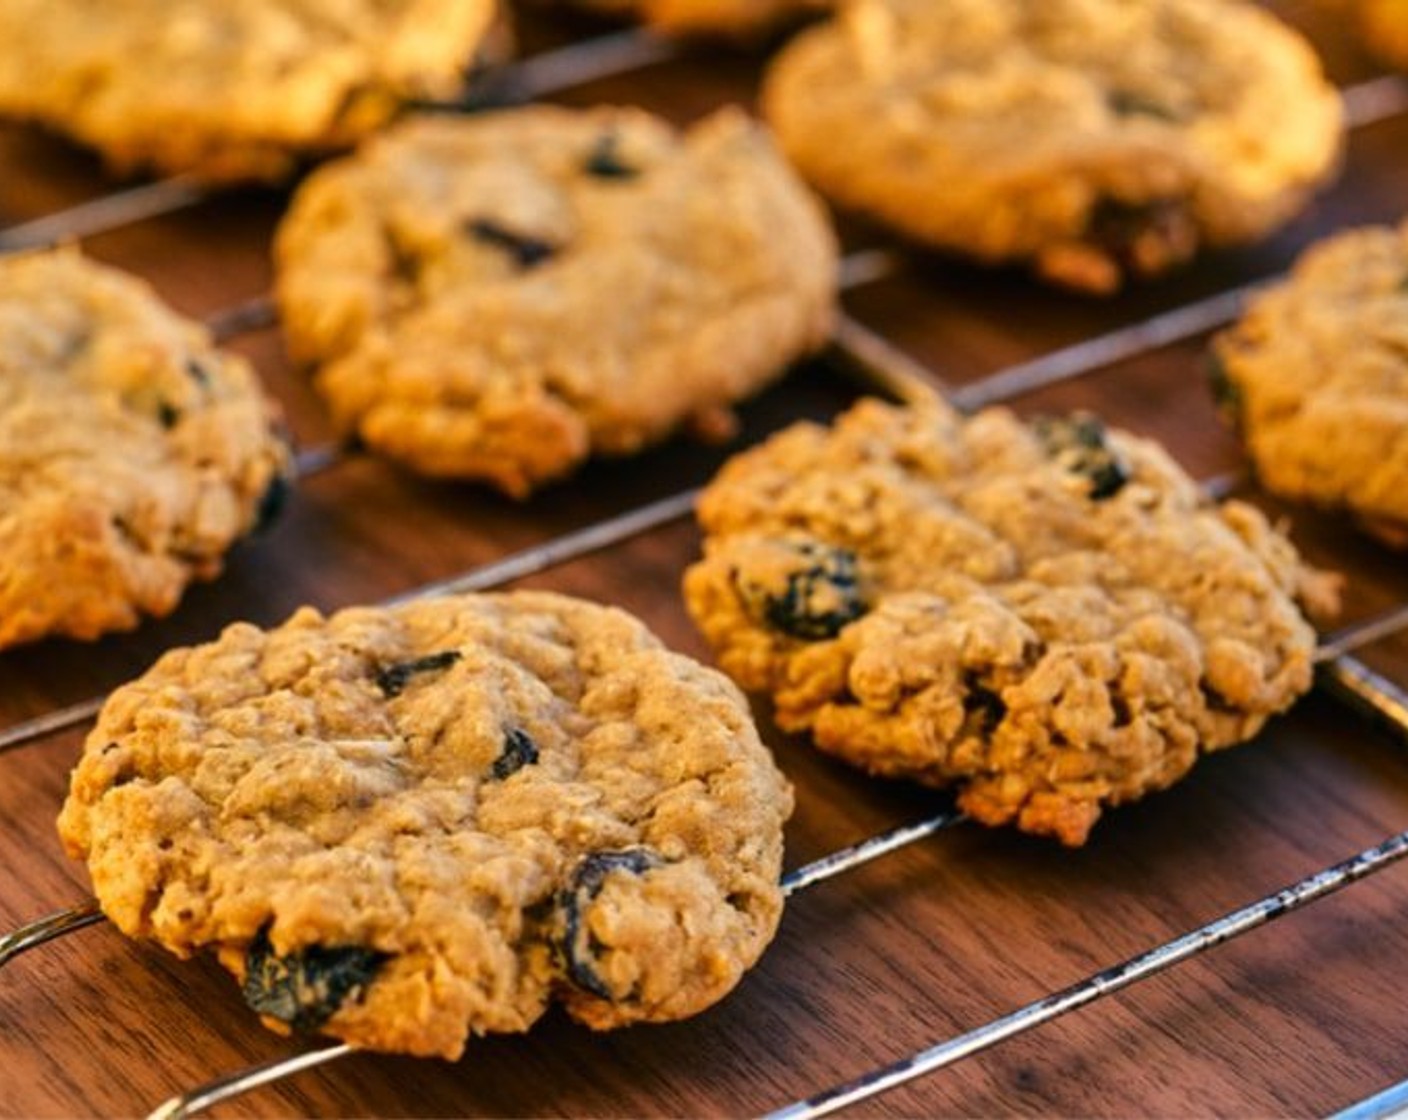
184;357;213;386
559;848;661;999
584;131;638;180
1090;198;1174;248
1106;90;1181;121
385;231;422;285
242;926;387;1031
375;650;461;697
157;401;181;429
746;542;866;641
490;727;539;781
965;678;1007;735
251;472;291;536
1207;351;1244;428
1034;413;1130;501
466;218;557;269
1085;197;1198;282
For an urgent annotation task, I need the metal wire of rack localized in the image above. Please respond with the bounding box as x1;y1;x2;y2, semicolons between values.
2;9;1408;1119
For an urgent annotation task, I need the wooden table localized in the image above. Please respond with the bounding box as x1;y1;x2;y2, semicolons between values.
3;4;1408;1116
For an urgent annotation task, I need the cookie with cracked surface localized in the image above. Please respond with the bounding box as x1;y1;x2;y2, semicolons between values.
561;0;832;37
0;0;497;181
762;0;1342;294
57;591;793;1059
0;249;291;651
274;104;837;496
1211;220;1408;547
683;397;1339;846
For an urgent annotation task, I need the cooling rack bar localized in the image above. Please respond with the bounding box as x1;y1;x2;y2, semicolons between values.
0;807;962;979
836;248;902;292
500;28;676;103
133;793;1408;1119
389;486;699;605
1333;1076;1408;1120
0;175;207;255
202;290;354;479
4;254;1407;760
0;487;701;756
13;603;1389;767
847;72;1408;414
1318;657;1408;746
1318;604;1408;665
0;17;1401;1120
292;441;349;478
1199;470;1242;502
0;30;678;256
1343;73;1408;129
763;826;1408;1120
0;696;104;755
0;238;901;757
415;28;677;112
950;282;1256;412
781;809;966;897
5;644;1402;975
192;245;901;502
830;315;952;403
0;446;349;757
0;898;102;968
0;808;965;1115
3;67;1404;257
145;1043;355;1120
205;294;277;342
136;808;964;1119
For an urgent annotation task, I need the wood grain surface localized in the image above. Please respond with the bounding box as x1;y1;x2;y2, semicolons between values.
3;4;1408;1117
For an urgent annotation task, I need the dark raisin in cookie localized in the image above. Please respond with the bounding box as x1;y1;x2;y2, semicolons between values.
58;591;793;1058
685;396;1338;846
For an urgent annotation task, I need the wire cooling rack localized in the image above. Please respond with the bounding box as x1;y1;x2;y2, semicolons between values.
3;5;1408;1117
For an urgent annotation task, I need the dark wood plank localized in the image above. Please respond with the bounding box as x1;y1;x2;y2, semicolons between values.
1;5;1406;1118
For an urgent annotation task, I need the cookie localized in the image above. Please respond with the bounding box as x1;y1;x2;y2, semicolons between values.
274;104;837;496
683;397;1339;846
762;0;1343;294
0;0;497;181
1358;0;1408;68
562;0;831;37
1211;220;1408;546
57;591;793;1059
0;249;291;651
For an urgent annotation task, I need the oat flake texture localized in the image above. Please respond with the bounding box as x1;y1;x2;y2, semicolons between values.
275;104;837;496
59;591;793;1059
684;397;1339;846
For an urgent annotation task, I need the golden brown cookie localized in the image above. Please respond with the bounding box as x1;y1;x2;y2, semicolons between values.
275;104;837;496
1211;220;1408;546
0;0;497;181
0;249;291;651
762;0;1343;294
58;591;793;1059
684;397;1338;846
